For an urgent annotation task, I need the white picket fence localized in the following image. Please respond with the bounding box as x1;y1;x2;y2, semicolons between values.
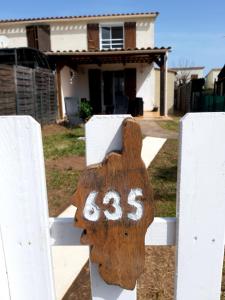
0;113;225;300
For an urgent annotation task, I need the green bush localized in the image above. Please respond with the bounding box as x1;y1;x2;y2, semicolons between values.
79;100;93;121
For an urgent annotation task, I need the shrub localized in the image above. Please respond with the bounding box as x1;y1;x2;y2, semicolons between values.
79;99;93;121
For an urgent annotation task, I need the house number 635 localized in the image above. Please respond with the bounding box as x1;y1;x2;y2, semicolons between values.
83;188;144;222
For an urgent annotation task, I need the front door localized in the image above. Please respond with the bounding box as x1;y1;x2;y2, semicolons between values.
89;68;136;114
103;71;129;114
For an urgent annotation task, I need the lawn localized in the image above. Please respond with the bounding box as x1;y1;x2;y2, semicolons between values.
149;139;178;217
43;126;85;160
42;124;85;216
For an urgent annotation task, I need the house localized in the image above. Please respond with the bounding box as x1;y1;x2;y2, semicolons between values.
205;68;221;90
0;12;172;117
215;65;225;96
170;67;205;87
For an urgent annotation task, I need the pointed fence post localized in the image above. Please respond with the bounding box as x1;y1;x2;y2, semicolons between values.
0;116;55;300
175;113;225;300
85;115;137;300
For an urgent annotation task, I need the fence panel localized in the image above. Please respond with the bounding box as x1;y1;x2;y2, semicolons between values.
0;65;57;124
0;116;55;300
175;113;225;300
0;64;16;115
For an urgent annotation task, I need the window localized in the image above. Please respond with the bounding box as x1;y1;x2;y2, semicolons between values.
100;25;124;50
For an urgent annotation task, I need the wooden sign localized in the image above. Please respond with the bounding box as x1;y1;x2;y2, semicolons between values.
72;118;154;290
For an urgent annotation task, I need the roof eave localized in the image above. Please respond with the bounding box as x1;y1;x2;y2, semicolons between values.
0;12;159;25
46;48;171;56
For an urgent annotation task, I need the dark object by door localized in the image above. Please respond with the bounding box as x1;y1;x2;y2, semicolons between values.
135;97;144;116
89;69;102;114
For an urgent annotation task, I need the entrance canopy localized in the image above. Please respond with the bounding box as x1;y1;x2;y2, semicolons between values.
46;47;171;117
46;47;171;66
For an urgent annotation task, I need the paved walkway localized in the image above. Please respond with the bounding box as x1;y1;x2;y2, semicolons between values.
138;120;178;139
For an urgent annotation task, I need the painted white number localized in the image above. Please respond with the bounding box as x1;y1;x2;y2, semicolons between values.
83;188;144;222
127;188;143;221
83;191;100;221
103;190;123;220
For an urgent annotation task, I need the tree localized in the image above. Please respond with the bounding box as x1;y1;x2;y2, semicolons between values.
172;59;195;87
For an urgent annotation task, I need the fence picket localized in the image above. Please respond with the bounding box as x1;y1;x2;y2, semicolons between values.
0;116;55;300
86;115;137;299
175;113;225;300
0;226;10;300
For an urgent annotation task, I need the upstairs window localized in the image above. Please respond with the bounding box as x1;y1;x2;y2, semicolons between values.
100;25;124;50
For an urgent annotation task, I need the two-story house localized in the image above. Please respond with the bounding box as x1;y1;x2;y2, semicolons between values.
0;12;171;118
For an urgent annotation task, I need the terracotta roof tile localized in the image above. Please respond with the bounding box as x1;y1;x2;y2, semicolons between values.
0;12;159;23
45;47;171;55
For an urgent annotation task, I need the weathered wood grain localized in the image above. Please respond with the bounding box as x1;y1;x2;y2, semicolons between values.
0;64;57;124
72;118;154;290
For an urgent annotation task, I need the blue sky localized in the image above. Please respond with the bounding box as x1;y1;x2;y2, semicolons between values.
1;0;224;74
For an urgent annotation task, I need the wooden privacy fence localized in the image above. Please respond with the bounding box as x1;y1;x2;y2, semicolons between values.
0;64;57;124
0;114;225;300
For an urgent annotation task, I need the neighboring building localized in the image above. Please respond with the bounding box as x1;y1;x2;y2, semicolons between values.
205;68;222;90
0;12;171;117
170;67;205;87
215;65;225;96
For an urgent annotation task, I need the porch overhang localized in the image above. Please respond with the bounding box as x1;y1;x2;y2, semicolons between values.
47;47;171;118
46;47;171;66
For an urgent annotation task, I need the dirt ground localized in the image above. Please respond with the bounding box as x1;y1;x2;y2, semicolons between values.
45;155;85;172
62;247;175;300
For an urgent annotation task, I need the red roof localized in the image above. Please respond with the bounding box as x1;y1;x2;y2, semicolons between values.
0;12;159;24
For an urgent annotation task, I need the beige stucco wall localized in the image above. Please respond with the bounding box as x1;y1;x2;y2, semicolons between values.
51;21;87;51
155;69;175;115
136;63;155;110
0;25;27;48
0;16;155;51
136;18;154;48
60;63;155;117
205;69;221;89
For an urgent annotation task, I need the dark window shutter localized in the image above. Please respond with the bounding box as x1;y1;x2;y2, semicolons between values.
37;25;51;52
124;22;136;49
26;26;39;49
125;68;136;101
87;24;99;51
89;69;102;113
